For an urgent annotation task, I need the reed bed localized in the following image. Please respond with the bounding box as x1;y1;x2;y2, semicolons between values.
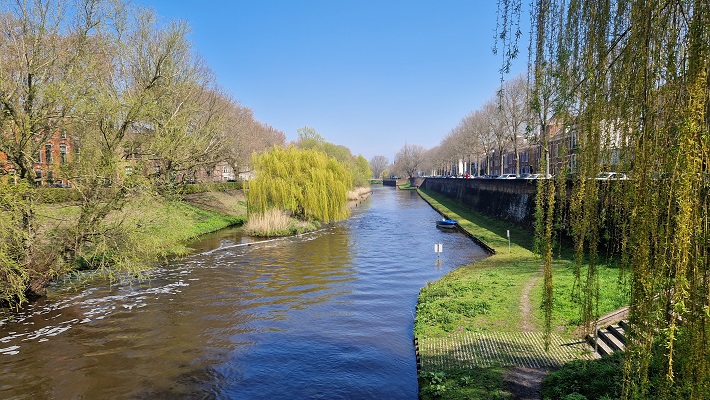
347;186;372;201
243;208;317;237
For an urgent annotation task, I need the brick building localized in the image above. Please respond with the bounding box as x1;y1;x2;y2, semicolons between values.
0;130;73;186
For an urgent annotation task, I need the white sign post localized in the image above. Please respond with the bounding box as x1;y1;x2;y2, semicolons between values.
507;230;511;253
434;243;443;258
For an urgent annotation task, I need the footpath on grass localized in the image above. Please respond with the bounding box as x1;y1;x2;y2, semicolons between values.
414;188;596;399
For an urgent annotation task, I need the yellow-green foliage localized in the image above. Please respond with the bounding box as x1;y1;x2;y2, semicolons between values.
248;145;352;223
296;127;371;187
352;155;372;187
0;177;32;305
499;0;710;397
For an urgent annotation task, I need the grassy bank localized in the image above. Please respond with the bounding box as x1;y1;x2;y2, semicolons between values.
26;190;247;297
126;190;246;256
415;188;628;399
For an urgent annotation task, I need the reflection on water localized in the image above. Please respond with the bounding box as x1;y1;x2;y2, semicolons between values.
0;186;488;399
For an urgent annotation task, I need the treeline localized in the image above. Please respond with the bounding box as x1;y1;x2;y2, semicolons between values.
371;75;528;180
0;0;283;306
377;75;528;179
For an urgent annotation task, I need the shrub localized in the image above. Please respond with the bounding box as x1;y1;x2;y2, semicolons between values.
542;352;623;400
36;187;82;203
419;368;509;400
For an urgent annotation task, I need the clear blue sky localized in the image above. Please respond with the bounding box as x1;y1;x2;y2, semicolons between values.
133;1;528;161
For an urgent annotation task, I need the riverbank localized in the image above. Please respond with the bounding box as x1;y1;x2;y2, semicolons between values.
11;189;247;304
414;188;628;399
26;186;371;301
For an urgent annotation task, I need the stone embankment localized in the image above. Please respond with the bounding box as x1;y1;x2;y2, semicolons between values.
418;177;538;230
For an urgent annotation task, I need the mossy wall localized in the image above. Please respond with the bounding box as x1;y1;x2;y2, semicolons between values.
421;178;630;253
421;178;538;230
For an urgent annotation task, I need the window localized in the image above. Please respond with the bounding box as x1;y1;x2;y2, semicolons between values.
59;145;68;164
44;144;53;164
35;170;42;179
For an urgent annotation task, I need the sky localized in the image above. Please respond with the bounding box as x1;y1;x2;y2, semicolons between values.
132;1;529;162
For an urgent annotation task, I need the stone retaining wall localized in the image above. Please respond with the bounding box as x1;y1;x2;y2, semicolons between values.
420;178;538;231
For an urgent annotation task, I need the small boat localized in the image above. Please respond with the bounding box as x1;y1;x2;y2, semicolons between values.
436;219;458;228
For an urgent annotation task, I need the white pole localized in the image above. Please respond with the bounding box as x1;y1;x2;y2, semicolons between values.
507;230;511;253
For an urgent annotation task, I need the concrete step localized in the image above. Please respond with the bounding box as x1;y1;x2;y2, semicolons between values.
585;320;629;356
606;324;626;345
586;332;614;356
598;328;625;352
619;320;630;331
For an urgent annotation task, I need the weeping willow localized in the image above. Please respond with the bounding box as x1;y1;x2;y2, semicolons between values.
247;145;353;223
502;0;709;398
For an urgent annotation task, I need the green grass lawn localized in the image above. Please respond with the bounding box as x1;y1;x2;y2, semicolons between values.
415;188;629;399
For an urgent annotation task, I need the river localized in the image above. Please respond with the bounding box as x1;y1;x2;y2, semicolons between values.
0;186;488;399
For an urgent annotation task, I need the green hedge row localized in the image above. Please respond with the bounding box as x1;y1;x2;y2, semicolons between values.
35;187;82;204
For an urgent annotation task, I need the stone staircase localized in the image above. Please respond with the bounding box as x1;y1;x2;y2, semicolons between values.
586;320;627;356
584;306;629;356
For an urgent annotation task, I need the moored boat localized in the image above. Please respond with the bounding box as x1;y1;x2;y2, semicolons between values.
436;219;458;228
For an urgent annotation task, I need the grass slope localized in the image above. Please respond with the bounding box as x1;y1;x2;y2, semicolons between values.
35;190;246;291
415;188;628;399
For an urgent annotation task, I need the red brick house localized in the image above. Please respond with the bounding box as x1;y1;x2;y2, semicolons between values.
0;130;72;186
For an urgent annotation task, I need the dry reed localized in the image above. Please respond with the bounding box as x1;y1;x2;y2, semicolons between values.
243;208;317;237
347;186;372;201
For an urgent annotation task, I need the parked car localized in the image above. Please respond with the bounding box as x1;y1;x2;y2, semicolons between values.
595;172;628;180
525;173;552;179
517;173;532;179
497;174;517;179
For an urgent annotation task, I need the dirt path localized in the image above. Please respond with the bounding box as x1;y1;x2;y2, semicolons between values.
505;272;546;399
504;366;547;399
519;273;541;332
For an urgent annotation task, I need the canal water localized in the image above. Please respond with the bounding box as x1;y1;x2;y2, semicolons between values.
0;186;488;399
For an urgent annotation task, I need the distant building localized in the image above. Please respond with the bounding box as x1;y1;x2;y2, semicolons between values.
193;161;235;183
0;130;73;186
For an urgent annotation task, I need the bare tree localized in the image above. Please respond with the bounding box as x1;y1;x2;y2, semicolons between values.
394;143;425;178
369;155;388;179
467;109;495;175
421;146;442;176
498;75;529;174
436;124;461;175
482;100;508;175
224;103;285;178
